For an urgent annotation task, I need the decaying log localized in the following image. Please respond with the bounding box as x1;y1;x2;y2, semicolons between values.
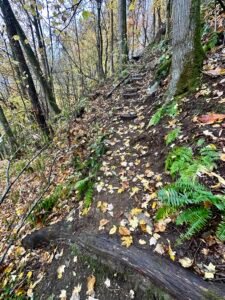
77;234;225;300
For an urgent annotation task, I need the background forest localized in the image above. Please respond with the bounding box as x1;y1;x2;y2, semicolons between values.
0;0;225;299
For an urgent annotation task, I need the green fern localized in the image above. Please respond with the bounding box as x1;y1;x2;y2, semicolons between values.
156;205;177;220
216;220;225;241
165;127;181;145
176;207;212;241
84;182;94;208
148;107;164;126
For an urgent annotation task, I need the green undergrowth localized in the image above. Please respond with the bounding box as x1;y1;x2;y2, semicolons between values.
157;144;225;242
72;134;106;208
29;176;77;225
148;100;178;127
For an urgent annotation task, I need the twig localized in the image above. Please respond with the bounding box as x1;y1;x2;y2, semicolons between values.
0;152;58;265
0;144;49;206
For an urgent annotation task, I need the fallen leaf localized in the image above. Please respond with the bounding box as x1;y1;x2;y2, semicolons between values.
121;236;133;248
57;265;66;279
86;275;96;296
154;243;165;255
167;240;176;261
130;208;142;216
119;226;130;236
197;113;225;124
59;289;67;300
109;225;117;235
70;284;82;300
139;239;147;245
104;278;111;288
179;257;193;268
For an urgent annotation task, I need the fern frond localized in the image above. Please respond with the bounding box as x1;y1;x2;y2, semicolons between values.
84;182;94;208
216;220;225;241
176;207;212;240
158;188;191;207
165;127;181;145
156;205;177;220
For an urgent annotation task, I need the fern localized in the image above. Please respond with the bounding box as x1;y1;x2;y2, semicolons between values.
156;205;177;220
148;107;164;126
84;182;94;208
216;220;225;241
165;127;181;145
176;207;212;241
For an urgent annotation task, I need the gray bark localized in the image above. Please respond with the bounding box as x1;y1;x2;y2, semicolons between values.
118;0;128;68
167;0;203;99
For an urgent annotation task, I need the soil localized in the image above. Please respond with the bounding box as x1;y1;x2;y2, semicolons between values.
1;45;225;299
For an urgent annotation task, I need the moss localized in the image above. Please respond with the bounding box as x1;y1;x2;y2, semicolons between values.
155;57;172;80
175;0;205;96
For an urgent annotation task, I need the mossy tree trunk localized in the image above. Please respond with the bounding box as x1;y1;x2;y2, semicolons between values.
0;0;60;115
168;0;204;99
118;0;128;69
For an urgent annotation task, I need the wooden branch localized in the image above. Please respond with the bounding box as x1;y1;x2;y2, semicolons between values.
106;74;130;98
0;144;49;206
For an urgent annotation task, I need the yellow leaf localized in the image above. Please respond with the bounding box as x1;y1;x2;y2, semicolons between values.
130;187;139;197
220;153;225;161
27;271;32;280
109;225;117;235
57;265;66;279
86;275;96;296
119;226;130;236
167;240;176;261
130;208;142;216
152;201;157;209
138;239;146;245
121;236;133;248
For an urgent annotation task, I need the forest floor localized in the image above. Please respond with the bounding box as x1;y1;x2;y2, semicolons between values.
1;34;225;299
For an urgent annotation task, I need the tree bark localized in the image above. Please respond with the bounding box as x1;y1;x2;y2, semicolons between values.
0;0;60;115
110;2;114;74
0;105;18;154
168;0;204;98
0;0;53;137
96;0;104;79
118;0;128;69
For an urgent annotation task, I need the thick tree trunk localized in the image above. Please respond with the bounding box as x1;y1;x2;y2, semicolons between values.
118;0;128;69
0;105;18;154
168;0;204;98
0;0;60;115
0;1;52;137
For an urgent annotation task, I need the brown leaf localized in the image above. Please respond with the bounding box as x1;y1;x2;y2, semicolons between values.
197;113;225;125
119;226;130;236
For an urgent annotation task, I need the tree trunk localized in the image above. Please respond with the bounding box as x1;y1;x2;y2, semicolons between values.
110;2;114;74
0;0;60;115
168;0;204;98
118;0;128;69
96;0;104;79
0;105;18;154
0;1;53;137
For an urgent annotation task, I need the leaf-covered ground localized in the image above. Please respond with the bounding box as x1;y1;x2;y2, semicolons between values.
1;9;225;298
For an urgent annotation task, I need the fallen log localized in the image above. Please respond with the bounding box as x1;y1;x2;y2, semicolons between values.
77;233;225;300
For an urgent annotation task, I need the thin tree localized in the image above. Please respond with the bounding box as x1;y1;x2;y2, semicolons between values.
0;104;18;154
118;0;128;69
0;0;61;115
96;0;104;79
0;1;52;137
